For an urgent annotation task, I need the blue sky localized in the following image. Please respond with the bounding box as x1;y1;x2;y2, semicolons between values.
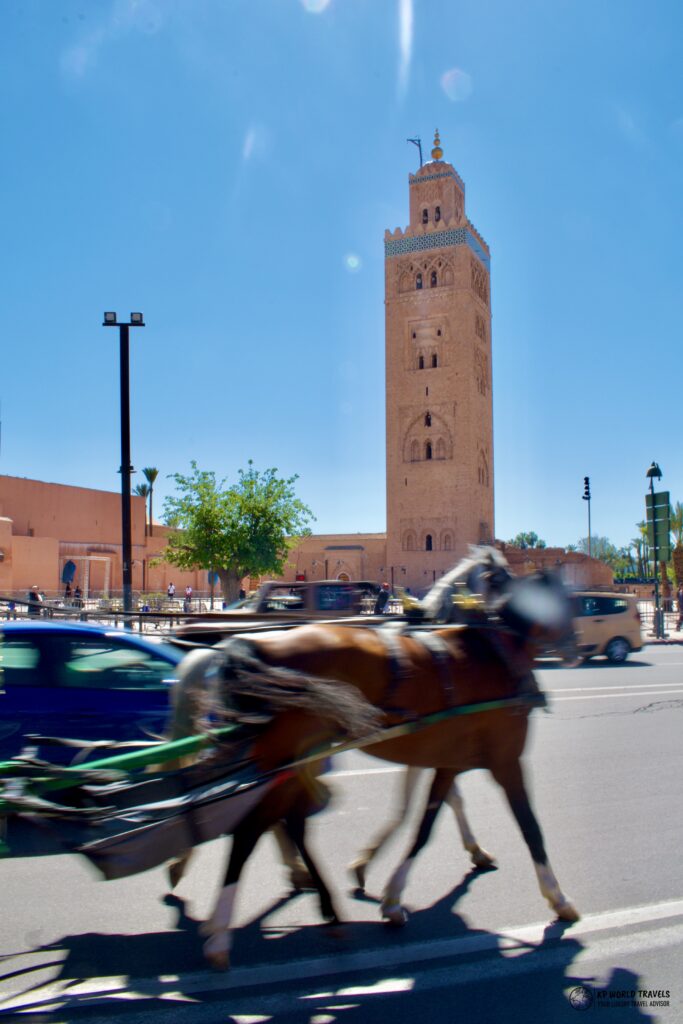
1;0;681;551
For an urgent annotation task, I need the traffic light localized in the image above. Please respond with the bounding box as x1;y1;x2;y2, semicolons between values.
582;476;591;501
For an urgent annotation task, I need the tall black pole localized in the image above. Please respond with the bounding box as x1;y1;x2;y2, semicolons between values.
650;474;661;639
119;324;133;614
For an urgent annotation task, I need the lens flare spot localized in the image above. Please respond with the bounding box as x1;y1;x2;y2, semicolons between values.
300;0;331;12
344;253;362;273
441;67;473;103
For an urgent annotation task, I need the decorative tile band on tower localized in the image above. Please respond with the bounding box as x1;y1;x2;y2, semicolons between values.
384;228;490;271
409;168;466;192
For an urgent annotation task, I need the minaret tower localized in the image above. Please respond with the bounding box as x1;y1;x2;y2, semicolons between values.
384;131;493;593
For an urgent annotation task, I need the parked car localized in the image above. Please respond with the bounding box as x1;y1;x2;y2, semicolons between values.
0;622;182;762
573;592;643;663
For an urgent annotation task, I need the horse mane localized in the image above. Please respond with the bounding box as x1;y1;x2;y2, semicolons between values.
173;639;382;743
418;546;512;623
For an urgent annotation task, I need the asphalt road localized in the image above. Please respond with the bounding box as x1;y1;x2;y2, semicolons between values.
1;645;682;1022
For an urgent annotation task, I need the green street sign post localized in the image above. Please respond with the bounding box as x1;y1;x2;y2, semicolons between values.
645;490;671;562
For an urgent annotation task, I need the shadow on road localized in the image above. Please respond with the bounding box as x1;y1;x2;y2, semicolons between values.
0;875;658;1023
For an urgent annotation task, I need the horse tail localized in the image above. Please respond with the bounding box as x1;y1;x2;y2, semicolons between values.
215;636;382;740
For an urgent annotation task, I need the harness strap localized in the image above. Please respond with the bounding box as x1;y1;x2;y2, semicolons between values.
375;622;414;719
375;622;460;715
410;631;456;705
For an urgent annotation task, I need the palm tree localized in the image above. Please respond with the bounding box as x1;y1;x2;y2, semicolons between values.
142;467;159;536
134;482;151;535
670;501;683;587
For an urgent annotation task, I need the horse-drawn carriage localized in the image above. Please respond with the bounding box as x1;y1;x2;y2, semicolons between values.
1;550;581;970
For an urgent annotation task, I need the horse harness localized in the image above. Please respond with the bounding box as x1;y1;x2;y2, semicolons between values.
375;619;544;722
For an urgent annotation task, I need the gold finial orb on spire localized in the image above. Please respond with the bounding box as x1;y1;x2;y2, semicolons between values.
431;129;443;160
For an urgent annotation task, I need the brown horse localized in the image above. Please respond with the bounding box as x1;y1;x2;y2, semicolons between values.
174;552;579;963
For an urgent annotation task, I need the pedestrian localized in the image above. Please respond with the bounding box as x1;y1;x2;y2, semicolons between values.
677;585;683;631
74;585;83;608
27;585;43;618
167;582;176;601
374;581;391;615
183;584;193;614
64;581;72;603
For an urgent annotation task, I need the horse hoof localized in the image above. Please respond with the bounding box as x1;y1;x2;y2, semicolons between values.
381;903;408;927
555;902;580;923
471;847;497;871
168;861;185;890
349;859;366;893
205;950;231;972
290;869;316;892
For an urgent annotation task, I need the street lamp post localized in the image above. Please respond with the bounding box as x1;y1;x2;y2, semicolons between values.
103;312;145;614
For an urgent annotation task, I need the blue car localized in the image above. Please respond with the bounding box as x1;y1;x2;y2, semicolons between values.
0;622;183;763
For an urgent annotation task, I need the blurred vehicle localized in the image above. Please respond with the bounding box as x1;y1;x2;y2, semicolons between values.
0;622;182;762
573;592;642;663
173;579;383;645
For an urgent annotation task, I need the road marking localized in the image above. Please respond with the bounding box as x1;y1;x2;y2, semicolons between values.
551;689;683;702
3;898;682;1013
548;682;683;692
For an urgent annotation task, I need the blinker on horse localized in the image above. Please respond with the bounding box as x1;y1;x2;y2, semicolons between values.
172;549;579;968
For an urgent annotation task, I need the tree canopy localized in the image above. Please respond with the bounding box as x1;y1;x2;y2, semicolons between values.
507;531;546;550
161;461;314;602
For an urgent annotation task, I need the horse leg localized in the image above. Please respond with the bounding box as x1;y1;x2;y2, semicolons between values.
283;813;342;928
381;768;455;926
349;765;422;892
492;759;579;922
272;822;315;892
445;779;496;870
200;824;263;971
167;850;192;890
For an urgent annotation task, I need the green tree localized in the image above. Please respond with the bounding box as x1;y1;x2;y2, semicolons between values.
133;482;151;535
575;535;638;576
670;501;683;587
161;461;314;603
142;467;159;536
507;531;546;550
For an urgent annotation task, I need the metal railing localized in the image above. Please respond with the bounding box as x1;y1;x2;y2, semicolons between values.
637;601;682;638
0;594;205;635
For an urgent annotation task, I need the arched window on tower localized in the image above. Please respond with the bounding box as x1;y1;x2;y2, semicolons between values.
425;441;433;460
442;532;453;552
404;530;416;551
435;437;446;460
418;355;425;369
435;206;441;222
424;412;431;427
410;439;420;462
431;353;438;368
425;534;433;551
422;209;428;224
416;273;423;290
431;271;437;288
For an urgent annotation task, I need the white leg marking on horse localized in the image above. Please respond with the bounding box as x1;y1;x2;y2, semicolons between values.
534;862;580;922
381;858;413;925
350;766;424;890
201;883;237;968
445;782;496;869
